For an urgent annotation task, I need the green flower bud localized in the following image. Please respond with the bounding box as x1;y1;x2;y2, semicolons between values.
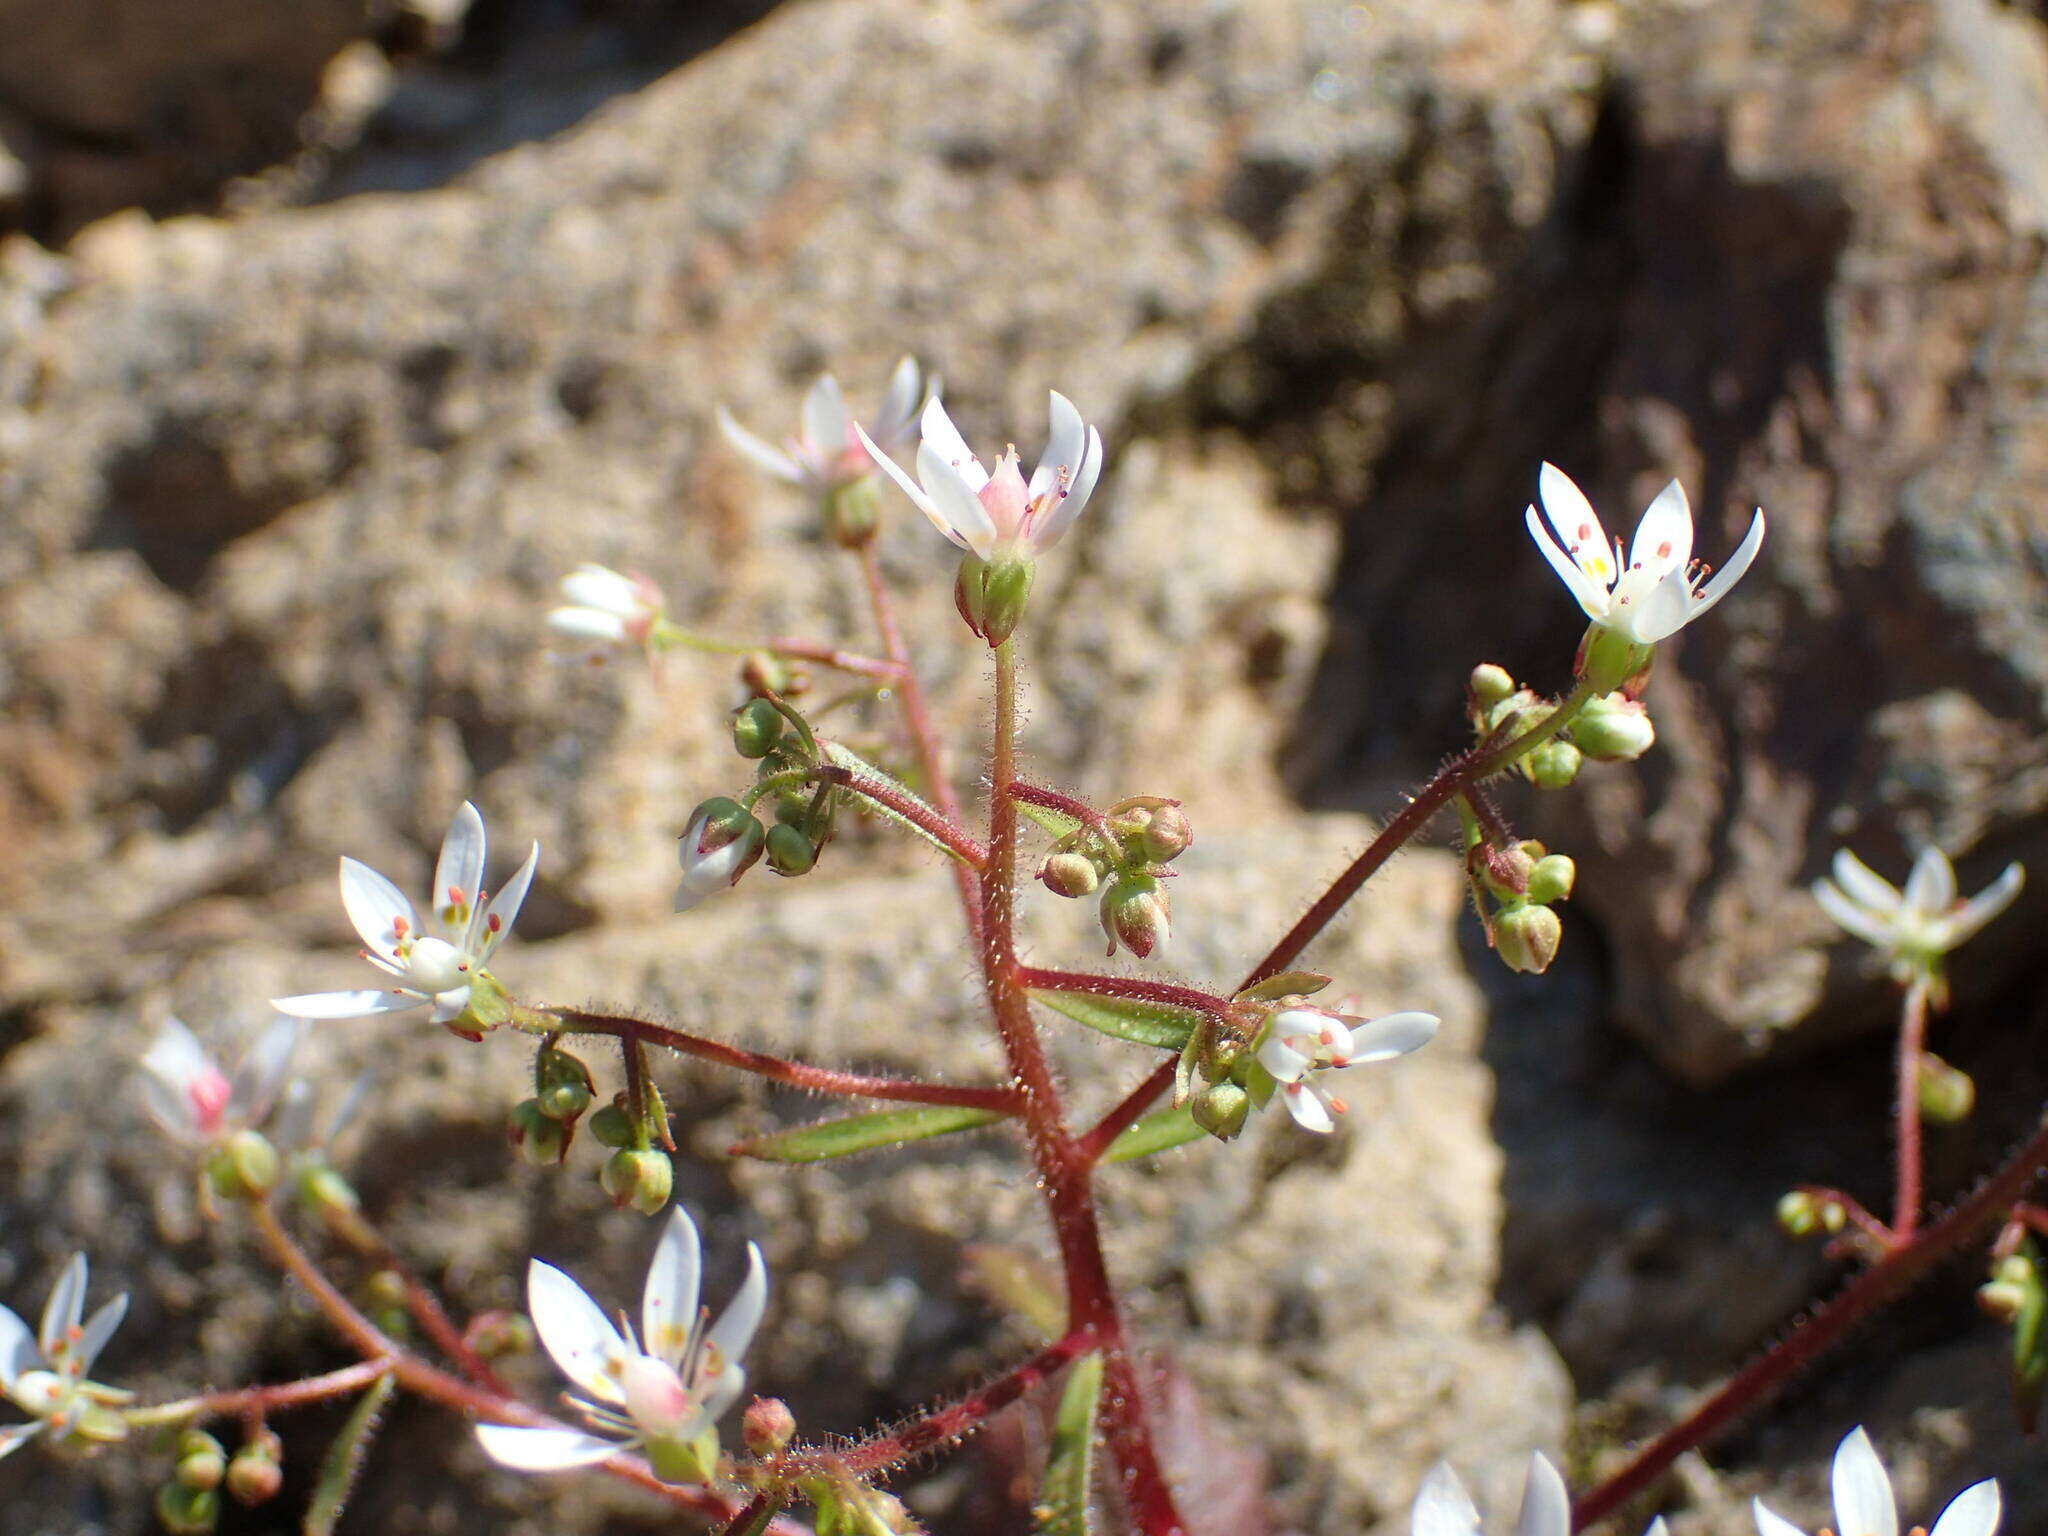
1494;903;1563;974
1191;1083;1251;1141
602;1148;674;1215
733;698;784;759
1578;623;1656;696
1477;841;1534;901
1469;663;1517;711
1526;740;1583;790
825;474;883;548
954;552;1035;648
175;1431;226;1491
156;1482;220;1536
1980;1278;2031;1324
1527;853;1577;906
589;1101;635;1148
225;1430;284;1507
1198;1028;1246;1085
508;1098;569;1166
1918;1053;1976;1125
466;1309;535;1361
1099;873;1171;959
743;1396;797;1457
1776;1190;1819;1237
1572;692;1656;762
1140;804;1194;863
537;1046;595;1123
1039;852;1100;898
765;823;818;877
205;1129;281;1202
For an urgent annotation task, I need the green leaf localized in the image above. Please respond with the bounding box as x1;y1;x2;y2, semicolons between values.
1030;989;1205;1051
720;1493;788;1536
733;1104;1007;1163
303;1370;394;1536
1017;799;1085;841
1100;1105;1206;1164
822;742;973;865
1235;970;1330;1003
1034;1353;1104;1536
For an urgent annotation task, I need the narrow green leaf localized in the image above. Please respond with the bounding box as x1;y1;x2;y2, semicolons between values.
303;1370;394;1536
1235;970;1330;1003
1030;989;1204;1051
1016;799;1085;841
734;1104;1007;1163
823;742;972;865
1100;1105;1206;1164
1034;1352;1104;1535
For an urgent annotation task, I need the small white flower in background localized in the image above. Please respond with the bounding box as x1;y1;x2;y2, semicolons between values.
272;801;537;1031
857;391;1104;561
1754;1426;2000;1536
1525;462;1765;645
1413;1454;1665;1536
546;564;666;664
137;1015;303;1148
1813;846;2023;984
1257;1005;1438;1134
717;356;931;496
475;1205;768;1480
0;1254;131;1461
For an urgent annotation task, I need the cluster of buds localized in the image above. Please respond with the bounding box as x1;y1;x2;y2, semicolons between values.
1775;1188;1850;1241
677;695;843;914
1981;1235;2048;1430
588;1086;677;1216
1466;831;1576;976
1467;664;1654;789
508;1042;596;1167
1036;796;1191;959
158;1423;283;1532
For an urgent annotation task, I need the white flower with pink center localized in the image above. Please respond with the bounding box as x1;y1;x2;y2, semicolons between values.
271;801;537;1029
137;1016;303;1148
0;1254;130;1462
1754;1426;1999;1536
1525;463;1765;645
1256;1005;1438;1134
718;357;931;497
546;564;666;663
474;1205;768;1477
857;391;1104;560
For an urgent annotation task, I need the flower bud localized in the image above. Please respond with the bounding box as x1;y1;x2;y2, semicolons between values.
676;798;766;912
1776;1190;1819;1237
765;823;818;877
1100;873;1171;959
1917;1053;1976;1125
1578;623;1656;696
602;1148;674;1215
1469;663;1516;711
825;475;882;548
1494;903;1562;974
741;651;801;699
1140;804;1194;863
1525;740;1583;790
295;1161;362;1226
743;1395;798;1457
955;552;1035;648
175;1431;226;1491
465;1309;535;1361
1980;1277;2031;1324
1191;1083;1251;1141
537;1047;594;1123
156;1482;220;1536
225;1432;285;1507
1526;853;1577;906
1198;1029;1246;1084
365;1269;409;1312
1572;692;1656;762
589;1100;635;1148
1477;841;1534;901
732;698;785;759
1039;852;1100;899
206;1129;281;1202
508;1098;569;1166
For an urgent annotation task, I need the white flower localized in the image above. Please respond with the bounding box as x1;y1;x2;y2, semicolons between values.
1414;1455;1665;1536
1754;1426;2000;1536
475;1206;768;1477
1814;847;2023;977
1525;463;1765;645
1256;1005;1438;1134
546;564;665;663
673;799;765;915
717;356;931;496
137;1015;303;1148
0;1254;130;1462
272;801;538;1028
856;391;1104;560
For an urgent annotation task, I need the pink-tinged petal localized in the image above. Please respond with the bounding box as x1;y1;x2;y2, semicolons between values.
915;441;999;556
1688;508;1766;620
1752;1498;1808;1536
1903;847;1957;917
873;355;925;445
38;1254;86;1361
1281;1080;1336;1133
477;841;539;961
715;407;805;484
1513;1453;1571;1536
0;1305;37;1389
339;857;417;964
641;1208;703;1370
854;421;942;523
1813;881;1900;950
0;1421;41;1463
433;802;488;942
1628;567;1699;644
527;1260;630;1408
1949;862;2024;948
271;989;425;1020
703;1242;768;1384
977;450;1032;544
1411;1462;1482;1536
1538;463;1615;582
76;1293;127;1375
1831;850;1904;914
1345;1011;1439;1063
1027;391;1087;503
474;1423;623;1472
1628;479;1694;578
138;1019;213;1141
1525;506;1611;622
230;1017;306;1127
918;397;987;490
801;373;849;458
1029;422;1103;553
1928;1479;2001;1536
1832;1427;1898;1536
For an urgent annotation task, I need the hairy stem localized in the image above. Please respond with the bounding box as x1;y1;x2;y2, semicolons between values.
1894;978;1930;1242
1015;966;1233;1019
124;1360;398;1428
812;761;989;867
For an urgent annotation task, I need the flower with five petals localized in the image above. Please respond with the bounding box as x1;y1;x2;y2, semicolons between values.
0;1254;131;1461
1813;846;2023;1001
717;357;931;499
1256;1005;1439;1134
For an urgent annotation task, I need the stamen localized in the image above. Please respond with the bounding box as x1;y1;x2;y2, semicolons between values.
1328;1095;1349;1116
1656;540;1672;558
391;915;409;939
487;913;503;933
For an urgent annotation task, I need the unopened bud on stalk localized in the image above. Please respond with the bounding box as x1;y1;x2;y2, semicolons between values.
1572;692;1656;761
601;1148;674;1215
765;823;818;877
225;1433;285;1507
1776;1190;1820;1237
1140;804;1194;863
1100;873;1171;959
676;798;767;913
1494;903;1562;974
1527;853;1577;906
1980;1277;2030;1324
206;1129;281;1202
733;698;784;759
1191;1083;1251;1141
825;475;883;548
466;1309;535;1360
744;1396;798;1457
955;552;1035;647
509;1098;569;1165
1469;663;1517;711
1526;740;1583;790
156;1483;220;1536
1478;841;1535;901
537;1047;594;1123
741;651;802;699
175;1431;226;1492
1918;1053;1976;1124
1039;852;1100;898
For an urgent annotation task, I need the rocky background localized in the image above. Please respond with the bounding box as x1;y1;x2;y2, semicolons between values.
2;0;2046;1531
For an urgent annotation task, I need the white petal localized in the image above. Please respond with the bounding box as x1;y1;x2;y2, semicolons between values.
475;1423;624;1472
140;1018;213;1092
874;355;924;443
1028;391;1088;503
1831;850;1904;914
1814;881;1901;950
429;986;474;1024
39;1255;86;1361
433;802;489;941
1928;1479;2001;1536
1627;567;1700;645
0;1306;37;1390
1643;1521;1670;1536
704;1242;769;1379
1688;507;1766;620
1629;479;1694;577
1514;1453;1572;1536
76;1293;127;1375
641;1208;703;1369
1030;422;1103;553
1948;863;2024;948
1538;463;1615;581
478;841;539;961
1344;1011;1440;1063
1281;1081;1336;1133
1753;1498;1809;1536
559;565;641;616
1412;1462;1482;1536
546;607;630;647
1832;1427;1898;1536
271;989;425;1019
1255;1032;1313;1084
1903;847;1957;918
716;406;805;484
854;421;941;522
918;396;987;491
916;441;1000;557
801;373;849;456
527;1260;630;1407
0;1421;41;1463
230;1017;306;1126
1525;506;1611;621
339;858;417;965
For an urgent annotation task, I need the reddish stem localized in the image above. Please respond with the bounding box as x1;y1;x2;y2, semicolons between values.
135;1359;398;1425
1006;780;1117;841
1015;966;1233;1020
1894;978;1930;1241
766;637;907;683
548;1009;1021;1113
812;761;989;867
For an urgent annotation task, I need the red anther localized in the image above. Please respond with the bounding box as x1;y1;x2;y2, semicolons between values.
66;1323;83;1343
1318;1028;1336;1047
1656;540;1672;558
391;915;409;938
487;913;502;933
1331;1055;1351;1069
1328;1096;1349;1116
447;886;467;907
47;1411;67;1430
1577;522;1591;539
